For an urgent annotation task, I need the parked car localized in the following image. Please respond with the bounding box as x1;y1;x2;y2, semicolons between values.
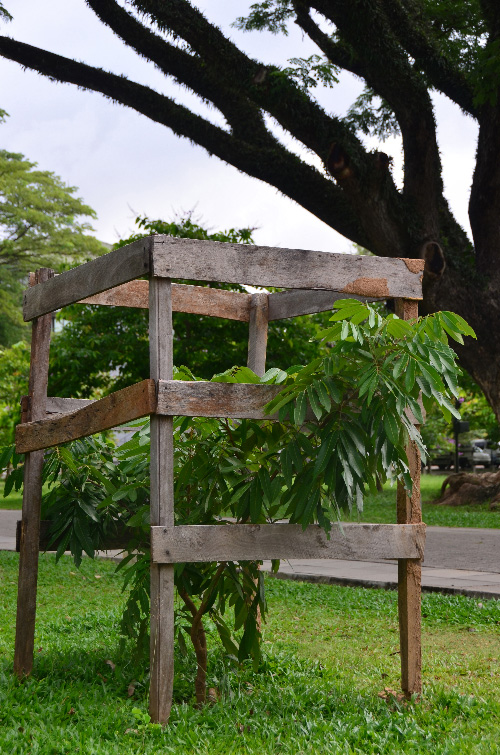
429;443;491;470
471;439;500;467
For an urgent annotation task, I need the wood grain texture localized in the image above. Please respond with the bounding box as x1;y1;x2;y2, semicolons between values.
45;397;96;414
268;289;380;321
149;278;175;726
16;380;156;453
151;523;426;564
151;237;424;299
23;237;152;321
395;297;422;697
156;380;281;419
80;280;252;321
14;268;53;678
247;292;269;377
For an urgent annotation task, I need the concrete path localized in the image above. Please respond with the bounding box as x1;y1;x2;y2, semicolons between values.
1;509;499;599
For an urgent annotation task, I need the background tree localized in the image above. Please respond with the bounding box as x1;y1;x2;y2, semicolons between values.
0;111;107;346
0;2;498;413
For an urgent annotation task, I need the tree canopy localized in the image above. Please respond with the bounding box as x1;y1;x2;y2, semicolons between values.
0;111;107;345
0;2;498;410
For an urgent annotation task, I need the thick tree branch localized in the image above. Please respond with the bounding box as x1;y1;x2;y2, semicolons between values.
291;5;365;80
310;0;444;241
0;35;368;245
380;0;476;116
130;0;367;163
85;0;272;146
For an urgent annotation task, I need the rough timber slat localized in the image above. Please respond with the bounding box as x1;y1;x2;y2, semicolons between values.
156;380;281;419
395;297;422;698
80;280;252;321
151;237;425;298
14;267;53;678
268;289;379;321
151;523;426;564
45;397;96;414
247;292;269;376
149;277;175;725
16;380;156;453
23;238;152;321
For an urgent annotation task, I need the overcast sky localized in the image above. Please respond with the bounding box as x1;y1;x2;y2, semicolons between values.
0;1;479;252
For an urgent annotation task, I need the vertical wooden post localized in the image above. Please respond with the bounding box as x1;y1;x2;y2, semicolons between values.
149;277;175;724
395;298;422;696
246;292;269;629
14;268;54;677
247;292;269;377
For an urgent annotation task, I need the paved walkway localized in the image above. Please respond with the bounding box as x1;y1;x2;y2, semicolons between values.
1;510;499;599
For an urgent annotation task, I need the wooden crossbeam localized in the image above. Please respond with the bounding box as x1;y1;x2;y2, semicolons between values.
23;238;151;321
45;397;95;414
16;380;156;453
23;236;425;322
80;281;252;322
151;523;426;564
156;380;281;419
151;237;425;298
268;289;379;321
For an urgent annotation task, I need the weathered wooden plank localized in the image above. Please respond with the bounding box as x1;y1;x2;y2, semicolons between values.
151;237;425;298
247;292;269;377
16;380;156;453
45;397;96;415
14;268;53;678
80;280;252;321
149;278;175;726
23;238;152;321
156;380;281;420
151;523;426;564
395;298;422;698
268;289;380;321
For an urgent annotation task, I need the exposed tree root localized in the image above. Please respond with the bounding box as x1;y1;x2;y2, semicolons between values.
435;471;500;508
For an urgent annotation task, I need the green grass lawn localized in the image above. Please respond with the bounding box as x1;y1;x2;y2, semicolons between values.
0;552;499;754
0;480;50;510
348;474;500;529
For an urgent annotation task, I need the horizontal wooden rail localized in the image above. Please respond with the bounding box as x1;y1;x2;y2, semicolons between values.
23;238;152;321
16;380;156;453
156;380;281;419
268;289;379;321
152;237;424;298
80;281;252;321
45;397;96;414
151;522;426;564
24;236;424;321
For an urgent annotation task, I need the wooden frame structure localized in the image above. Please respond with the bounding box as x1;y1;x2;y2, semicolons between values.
14;236;426;724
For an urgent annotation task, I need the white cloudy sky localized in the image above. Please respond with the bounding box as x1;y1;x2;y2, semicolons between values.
0;1;479;252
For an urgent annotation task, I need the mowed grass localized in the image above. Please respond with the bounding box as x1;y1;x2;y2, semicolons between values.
349;474;500;529
0;479;23;510
1;552;499;754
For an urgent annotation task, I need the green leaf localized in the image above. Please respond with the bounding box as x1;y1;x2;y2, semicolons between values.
393;355;409;380
73;517;95;559
386;318;413;338
383;412;400;445
306;384;323;421
314;380;331;412
313;432;337;479
404;359;416;391
441;311;476;339
294;392;307;426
